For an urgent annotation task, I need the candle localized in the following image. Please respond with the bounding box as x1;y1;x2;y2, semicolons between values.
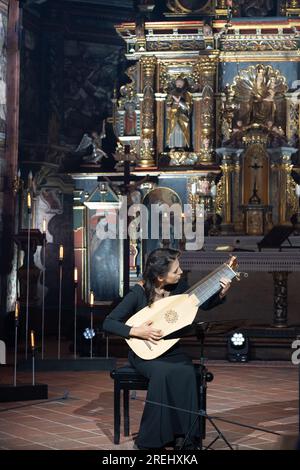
74;267;78;283
59;245;64;261
90;291;94;307
30;330;35;349
15;301;19;320
42;218;47;234
27;192;32;209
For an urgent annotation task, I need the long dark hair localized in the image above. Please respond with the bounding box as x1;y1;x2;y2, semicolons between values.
143;248;181;306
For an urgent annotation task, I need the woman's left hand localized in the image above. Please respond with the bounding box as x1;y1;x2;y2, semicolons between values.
219;277;231;298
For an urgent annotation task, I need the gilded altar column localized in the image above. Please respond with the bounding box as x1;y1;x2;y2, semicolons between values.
278;150;298;224
192;93;202;154
155;93;166;157
221;155;233;230
232;150;244;233
198;55;219;164
216;149;235;234
139;56;156;168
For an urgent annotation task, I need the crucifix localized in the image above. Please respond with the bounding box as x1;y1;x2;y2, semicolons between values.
248;159;263;204
249;160;263;172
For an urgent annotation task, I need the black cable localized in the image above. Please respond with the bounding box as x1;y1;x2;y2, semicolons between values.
131;395;283;437
0;390;69;413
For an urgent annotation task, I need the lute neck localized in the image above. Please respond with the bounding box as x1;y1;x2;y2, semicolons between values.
186;263;237;307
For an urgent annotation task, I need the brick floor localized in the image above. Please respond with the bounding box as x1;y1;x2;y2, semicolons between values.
0;361;299;450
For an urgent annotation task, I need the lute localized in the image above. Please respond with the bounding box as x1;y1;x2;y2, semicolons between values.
125;257;241;360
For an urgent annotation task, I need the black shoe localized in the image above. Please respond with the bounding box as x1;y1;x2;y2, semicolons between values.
174;436;199;450
174;437;185;450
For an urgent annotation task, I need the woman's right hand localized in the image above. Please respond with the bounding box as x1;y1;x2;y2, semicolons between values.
130;321;163;344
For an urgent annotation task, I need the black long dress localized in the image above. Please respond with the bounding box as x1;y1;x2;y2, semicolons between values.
103;281;224;449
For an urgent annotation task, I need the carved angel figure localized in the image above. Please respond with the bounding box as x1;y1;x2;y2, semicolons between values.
75;121;108;163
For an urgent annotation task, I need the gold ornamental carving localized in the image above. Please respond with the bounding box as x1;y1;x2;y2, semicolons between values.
286;93;299;147
197;56;219;90
197;56;219;163
286;171;298;218
215;174;225;216
140;56;157;167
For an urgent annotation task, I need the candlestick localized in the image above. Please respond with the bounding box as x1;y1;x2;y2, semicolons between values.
25;202;32;359
57;250;63;359
90;291;94;359
74;267;78;359
90;309;94;359
41;224;47;360
13;301;20;387
31;330;36;387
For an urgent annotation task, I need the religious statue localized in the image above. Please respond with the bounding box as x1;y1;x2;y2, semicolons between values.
124;101;137;136
250;67;276;126
75;120;108;164
166;77;192;149
230;65;287;131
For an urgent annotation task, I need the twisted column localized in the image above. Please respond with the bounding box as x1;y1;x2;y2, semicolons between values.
139;56;156;168
198;56;218;164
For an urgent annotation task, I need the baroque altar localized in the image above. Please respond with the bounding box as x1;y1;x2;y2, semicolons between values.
71;1;300;313
111;3;300;237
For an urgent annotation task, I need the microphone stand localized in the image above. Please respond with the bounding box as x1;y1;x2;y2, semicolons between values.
13;310;19;387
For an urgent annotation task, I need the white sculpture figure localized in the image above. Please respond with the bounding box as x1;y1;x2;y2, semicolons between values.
76;120;108;163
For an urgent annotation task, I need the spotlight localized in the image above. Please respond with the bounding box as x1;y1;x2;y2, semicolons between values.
227;331;249;362
83;328;95;340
